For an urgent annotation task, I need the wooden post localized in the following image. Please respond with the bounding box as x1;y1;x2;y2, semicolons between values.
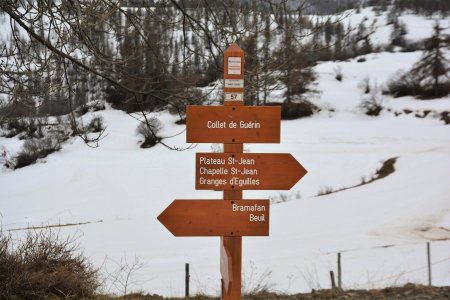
427;242;432;286
185;263;190;298
330;270;336;289
221;43;244;300
337;252;342;289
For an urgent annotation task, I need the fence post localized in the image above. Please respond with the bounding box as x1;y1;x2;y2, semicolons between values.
185;263;190;298
427;242;432;286
330;270;336;289
337;252;342;289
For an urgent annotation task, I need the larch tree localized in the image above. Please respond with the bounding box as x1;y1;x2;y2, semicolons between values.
410;22;449;98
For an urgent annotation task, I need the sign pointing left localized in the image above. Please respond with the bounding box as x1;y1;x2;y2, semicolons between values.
157;200;269;237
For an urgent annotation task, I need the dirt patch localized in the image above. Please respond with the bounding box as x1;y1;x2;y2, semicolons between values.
316;157;398;197
245;284;450;299
94;284;450;299
374;157;397;180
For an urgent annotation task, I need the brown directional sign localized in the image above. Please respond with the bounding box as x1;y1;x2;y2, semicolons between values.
186;105;281;143
196;153;307;190
157;200;269;237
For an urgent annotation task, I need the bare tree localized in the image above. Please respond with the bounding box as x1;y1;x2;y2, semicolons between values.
0;0;352;148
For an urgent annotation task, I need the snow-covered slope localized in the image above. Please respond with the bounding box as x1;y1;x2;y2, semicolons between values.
1;48;450;296
1;5;450;298
328;7;450;46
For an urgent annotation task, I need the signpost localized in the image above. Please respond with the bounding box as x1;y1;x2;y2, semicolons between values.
157;43;307;299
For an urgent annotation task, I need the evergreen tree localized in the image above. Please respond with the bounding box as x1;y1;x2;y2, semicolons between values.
262;11;272;105
390;16;408;48
410;23;449;97
334;21;344;59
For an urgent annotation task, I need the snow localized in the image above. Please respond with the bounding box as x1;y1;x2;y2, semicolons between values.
1;5;450;298
1;73;450;297
400;13;450;42
333;7;450;46
315;50;450;115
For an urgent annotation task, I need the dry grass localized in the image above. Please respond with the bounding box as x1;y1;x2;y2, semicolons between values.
93;284;450;299
94;294;217;300
0;229;100;299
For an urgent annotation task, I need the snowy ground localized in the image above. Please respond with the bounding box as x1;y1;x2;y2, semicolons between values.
1;45;450;296
1;5;450;297
331;6;450;46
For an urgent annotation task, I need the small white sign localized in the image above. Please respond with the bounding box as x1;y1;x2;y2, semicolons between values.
224;93;243;101
225;79;244;88
228;57;242;75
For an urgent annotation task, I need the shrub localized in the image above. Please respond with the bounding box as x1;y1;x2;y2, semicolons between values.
75;101;106;117
86;115;105;133
267;101;318;120
167;88;204;123
282;101;317;120
0;147;14;169
14;133;66;169
418;83;450;99
4;118;33;138
358;76;371;94
334;65;343;81
360;85;383;116
317;186;334;196
356;57;366;63
2;117;49;139
136;117;162;148
4;118;28;138
402;40;423;52
106;87;166;113
387;71;420;98
0;229;100;299
387;70;450;99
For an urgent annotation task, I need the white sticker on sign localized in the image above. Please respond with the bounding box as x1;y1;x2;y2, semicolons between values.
225;79;244;88
228;57;241;75
224;93;243;101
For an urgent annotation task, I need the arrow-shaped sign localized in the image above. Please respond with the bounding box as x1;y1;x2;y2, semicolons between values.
196;153;307;190
157;200;269;237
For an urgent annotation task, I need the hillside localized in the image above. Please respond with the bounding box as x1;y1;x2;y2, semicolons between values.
1;3;450;298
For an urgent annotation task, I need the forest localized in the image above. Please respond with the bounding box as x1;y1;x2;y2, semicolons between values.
0;0;449;164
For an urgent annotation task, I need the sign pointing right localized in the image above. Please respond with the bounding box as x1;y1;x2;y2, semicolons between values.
196;153;307;190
